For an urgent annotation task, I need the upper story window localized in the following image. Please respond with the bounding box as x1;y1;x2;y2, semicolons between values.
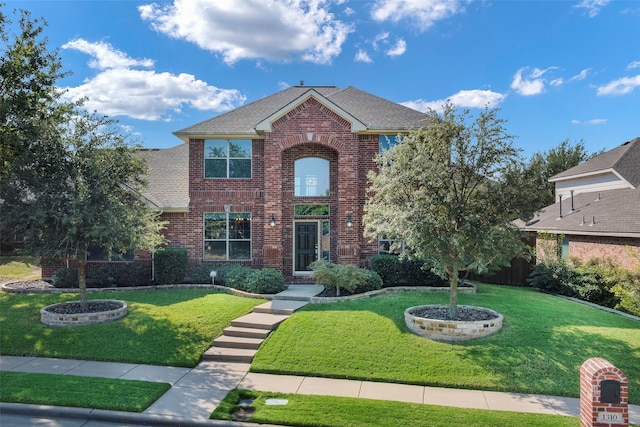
379;134;403;153
294;158;330;197
205;139;252;178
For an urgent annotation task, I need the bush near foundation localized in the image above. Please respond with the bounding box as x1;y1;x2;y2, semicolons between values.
310;260;382;296
370;255;400;287
154;247;188;285
527;257;640;316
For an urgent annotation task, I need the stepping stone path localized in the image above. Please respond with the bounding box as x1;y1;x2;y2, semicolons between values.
203;285;323;363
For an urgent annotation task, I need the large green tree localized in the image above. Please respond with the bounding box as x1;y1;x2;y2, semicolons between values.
1;8;164;310
503;139;603;218
364;104;530;318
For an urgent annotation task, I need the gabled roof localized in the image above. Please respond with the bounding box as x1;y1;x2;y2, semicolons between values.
135;144;189;212
173;85;428;141
550;137;640;188
519;188;640;238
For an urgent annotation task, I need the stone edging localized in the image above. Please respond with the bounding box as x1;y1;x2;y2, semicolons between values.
1;281;475;302
556;294;640;322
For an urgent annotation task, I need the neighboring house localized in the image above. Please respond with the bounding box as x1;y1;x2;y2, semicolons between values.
41;85;429;281
520;137;640;270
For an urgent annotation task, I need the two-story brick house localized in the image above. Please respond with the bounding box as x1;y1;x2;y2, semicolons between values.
118;84;427;282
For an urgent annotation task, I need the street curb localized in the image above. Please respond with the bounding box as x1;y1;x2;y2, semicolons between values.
0;402;280;426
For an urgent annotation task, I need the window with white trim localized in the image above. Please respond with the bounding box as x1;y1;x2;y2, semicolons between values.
204;140;252;178
204;213;252;260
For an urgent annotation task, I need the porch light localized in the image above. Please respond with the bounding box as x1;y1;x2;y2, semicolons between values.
346;215;353;228
270;215;276;227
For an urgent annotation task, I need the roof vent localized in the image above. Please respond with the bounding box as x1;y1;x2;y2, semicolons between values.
580;216;585;226
300;80;304;86
557;195;563;219
595;192;601;201
570;190;575;212
589;216;596;226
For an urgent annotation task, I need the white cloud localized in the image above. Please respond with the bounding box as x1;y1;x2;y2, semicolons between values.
510;66;558;96
574;0;612;17
550;78;564;87
627;61;640;70
63;39;154;70
569;68;591;81
62;39;245;121
371;0;467;31
402;89;506;112
386;38;407;56
596;75;640;96
572;118;607;125
139;0;354;65
355;49;373;63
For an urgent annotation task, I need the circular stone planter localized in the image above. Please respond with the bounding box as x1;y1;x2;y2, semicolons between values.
41;300;128;326
404;305;503;342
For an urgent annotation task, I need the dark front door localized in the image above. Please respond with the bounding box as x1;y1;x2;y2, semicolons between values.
295;222;318;272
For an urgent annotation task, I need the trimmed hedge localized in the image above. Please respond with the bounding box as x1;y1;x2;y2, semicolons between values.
402;258;448;287
52;263;150;288
154;247;188;285
370;255;400;287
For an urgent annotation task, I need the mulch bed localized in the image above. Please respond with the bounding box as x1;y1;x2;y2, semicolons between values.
409;306;498;321
43;300;124;314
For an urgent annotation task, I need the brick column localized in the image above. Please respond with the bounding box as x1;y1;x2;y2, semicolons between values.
580;358;628;427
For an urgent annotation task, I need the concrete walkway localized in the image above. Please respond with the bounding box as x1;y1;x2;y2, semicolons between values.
1;284;639;426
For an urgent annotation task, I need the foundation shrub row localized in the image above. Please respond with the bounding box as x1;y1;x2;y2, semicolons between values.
528;257;640;316
370;255;448;288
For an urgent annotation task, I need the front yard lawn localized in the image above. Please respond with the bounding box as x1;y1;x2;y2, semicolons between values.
0;371;170;412
0;289;264;367
252;284;640;404
212;389;579;427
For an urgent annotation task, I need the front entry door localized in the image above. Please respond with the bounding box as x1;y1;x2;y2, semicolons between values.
295;222;318;272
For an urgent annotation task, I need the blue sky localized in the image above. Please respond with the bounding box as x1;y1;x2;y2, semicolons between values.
6;0;640;158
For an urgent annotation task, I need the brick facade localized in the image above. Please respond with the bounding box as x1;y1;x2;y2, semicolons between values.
535;235;640;270
160;97;380;281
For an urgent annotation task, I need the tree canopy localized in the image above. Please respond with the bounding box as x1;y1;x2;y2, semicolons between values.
1;7;164;309
364;104;531;318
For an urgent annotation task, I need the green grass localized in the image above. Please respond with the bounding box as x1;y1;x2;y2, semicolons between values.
0;256;41;280
212;389;579;427
252;284;640;403
0;289;264;367
0;371;170;412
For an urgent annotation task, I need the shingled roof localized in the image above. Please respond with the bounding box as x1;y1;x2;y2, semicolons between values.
550;137;640;187
174;85;428;140
135;144;189;211
520;188;640;238
519;137;640;237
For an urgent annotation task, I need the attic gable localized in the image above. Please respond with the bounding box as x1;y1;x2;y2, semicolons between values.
254;89;367;133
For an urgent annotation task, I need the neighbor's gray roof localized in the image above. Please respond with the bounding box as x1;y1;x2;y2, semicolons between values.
550;137;640;187
174;85;429;138
135;144;189;211
517;187;640;237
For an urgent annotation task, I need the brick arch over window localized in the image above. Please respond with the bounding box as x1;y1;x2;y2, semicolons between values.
274;133;345;153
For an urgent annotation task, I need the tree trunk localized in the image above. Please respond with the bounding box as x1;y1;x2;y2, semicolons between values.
77;258;88;312
447;266;459;319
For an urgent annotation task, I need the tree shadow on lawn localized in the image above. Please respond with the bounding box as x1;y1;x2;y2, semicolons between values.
0;290;262;367
258;285;640;403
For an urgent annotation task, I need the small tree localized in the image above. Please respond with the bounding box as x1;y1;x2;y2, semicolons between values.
364;104;530;318
1;9;165;310
12;111;165;310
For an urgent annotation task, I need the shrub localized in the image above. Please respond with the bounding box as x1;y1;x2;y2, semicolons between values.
612;272;640;316
154;247;188;285
87;263;149;287
191;263;219;284
52;267;78;288
223;264;253;291
527;260;579;296
355;269;383;294
370;255;400;287
572;259;619;307
310;260;378;296
246;268;286;294
401;258;448;287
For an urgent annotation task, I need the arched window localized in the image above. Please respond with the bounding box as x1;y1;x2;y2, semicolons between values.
294;158;330;197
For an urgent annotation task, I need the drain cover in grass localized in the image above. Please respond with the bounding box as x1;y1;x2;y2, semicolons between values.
265;399;289;405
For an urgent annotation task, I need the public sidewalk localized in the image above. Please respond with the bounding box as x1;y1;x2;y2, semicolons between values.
2;355;640;425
